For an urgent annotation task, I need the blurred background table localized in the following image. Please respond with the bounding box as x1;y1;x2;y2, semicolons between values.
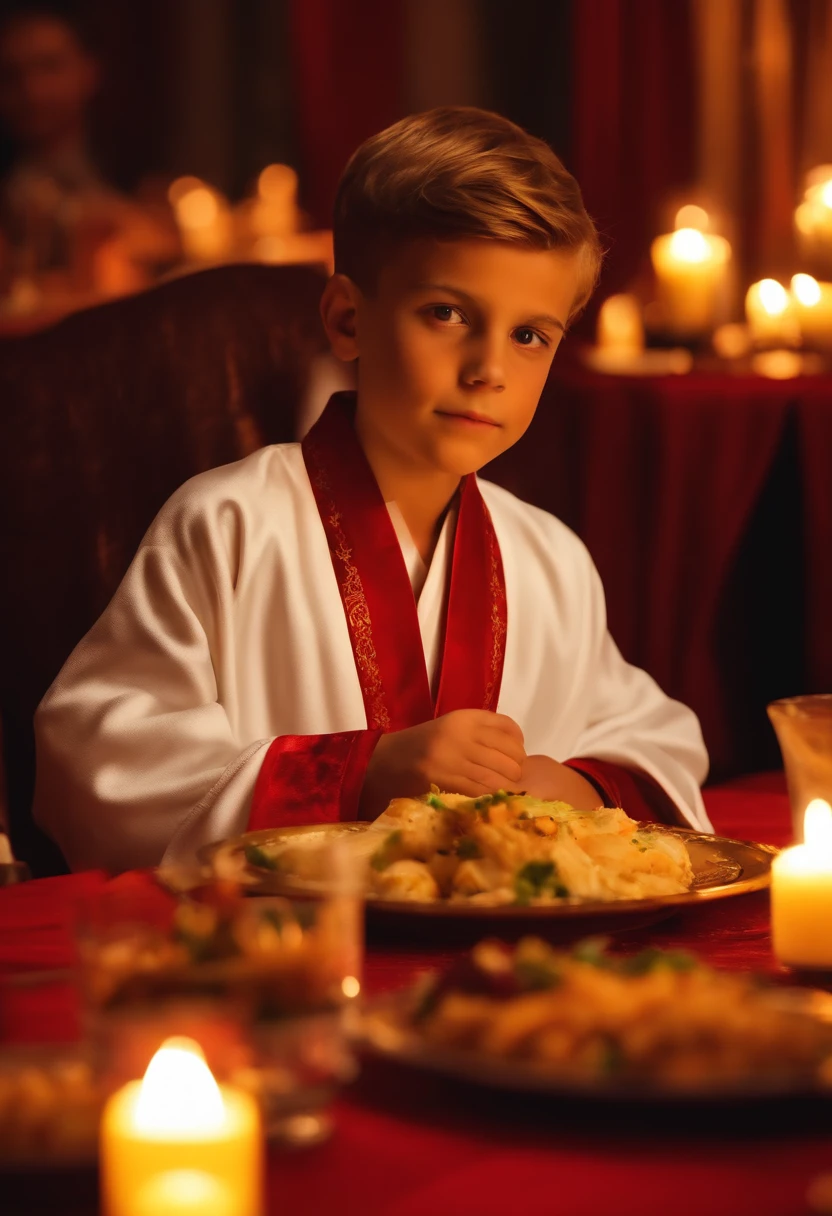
486;357;832;781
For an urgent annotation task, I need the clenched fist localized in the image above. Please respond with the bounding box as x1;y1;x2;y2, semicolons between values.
359;709;526;819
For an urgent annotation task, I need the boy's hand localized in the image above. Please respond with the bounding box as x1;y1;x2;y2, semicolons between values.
518;754;600;810
360;710;526;818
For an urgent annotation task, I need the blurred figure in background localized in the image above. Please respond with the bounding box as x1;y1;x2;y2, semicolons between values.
0;4;177;309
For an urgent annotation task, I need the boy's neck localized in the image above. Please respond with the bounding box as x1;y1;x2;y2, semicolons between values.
355;425;461;565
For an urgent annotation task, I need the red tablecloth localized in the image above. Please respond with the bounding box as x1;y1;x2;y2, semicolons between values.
3;775;831;1216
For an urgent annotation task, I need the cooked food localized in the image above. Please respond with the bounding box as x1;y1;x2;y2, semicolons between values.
242;791;694;906
0;1052;102;1161
402;937;832;1089
78;883;354;1017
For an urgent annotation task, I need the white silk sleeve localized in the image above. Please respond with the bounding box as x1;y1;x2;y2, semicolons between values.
568;561;711;831
33;497;271;873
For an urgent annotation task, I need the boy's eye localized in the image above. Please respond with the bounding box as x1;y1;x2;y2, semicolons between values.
513;327;547;348
429;305;465;325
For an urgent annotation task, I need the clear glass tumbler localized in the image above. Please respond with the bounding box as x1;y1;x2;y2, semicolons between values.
767;694;832;841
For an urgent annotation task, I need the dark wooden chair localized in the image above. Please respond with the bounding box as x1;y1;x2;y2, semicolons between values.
0;263;328;874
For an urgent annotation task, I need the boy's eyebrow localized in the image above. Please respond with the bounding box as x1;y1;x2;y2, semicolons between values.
414;282;565;332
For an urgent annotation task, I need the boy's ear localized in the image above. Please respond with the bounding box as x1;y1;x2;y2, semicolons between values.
320;274;361;362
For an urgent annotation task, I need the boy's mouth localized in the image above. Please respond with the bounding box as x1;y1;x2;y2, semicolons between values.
434;409;502;429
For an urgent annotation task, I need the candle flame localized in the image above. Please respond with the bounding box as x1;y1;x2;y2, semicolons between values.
674;205;709;233
342;975;361;998
175;187;219;230
134;1037;225;1136
258;163;297;202
668;227;710;263
804;799;832;850
756;278;789;316
792;273;822;306
168;176;205;207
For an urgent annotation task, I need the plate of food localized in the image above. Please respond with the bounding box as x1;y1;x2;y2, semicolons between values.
0;1044;104;1171
201;791;777;924
348;936;832;1102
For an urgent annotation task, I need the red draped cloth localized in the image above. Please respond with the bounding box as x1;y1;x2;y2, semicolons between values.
4;775;832;1216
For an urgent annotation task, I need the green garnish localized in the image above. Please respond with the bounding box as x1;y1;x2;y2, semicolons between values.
370;830;403;872
513;860;570;905
426;794;447;809
571;937;614;968
621;948;698;976
514;957;562;991
244;843;279;871
456;837;482;860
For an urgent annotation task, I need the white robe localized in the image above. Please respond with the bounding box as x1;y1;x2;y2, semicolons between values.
33;442;711;872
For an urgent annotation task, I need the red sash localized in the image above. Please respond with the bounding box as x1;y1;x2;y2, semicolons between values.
301;392;507;731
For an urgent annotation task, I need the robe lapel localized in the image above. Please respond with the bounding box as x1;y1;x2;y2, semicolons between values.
301;392;507;731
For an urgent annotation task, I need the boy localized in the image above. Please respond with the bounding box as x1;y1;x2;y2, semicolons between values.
34;107;709;872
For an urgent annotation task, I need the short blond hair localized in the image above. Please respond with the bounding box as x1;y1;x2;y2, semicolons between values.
333;107;602;322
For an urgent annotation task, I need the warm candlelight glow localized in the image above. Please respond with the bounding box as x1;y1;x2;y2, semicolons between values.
341;975;361;999
771;796;832;969
171;184;232;263
789;274;832;351
134;1171;235;1216
134;1038;225;1137
596;293;644;354
804;799;832;849
650;224;731;336
101;1036;262;1216
795;167;832;277
792;273;822;306
173;188;219;232
668;227;710;262
258;163;298;202
167;176;205;207
757;278;789;314
746;279;799;347
674;204;709;232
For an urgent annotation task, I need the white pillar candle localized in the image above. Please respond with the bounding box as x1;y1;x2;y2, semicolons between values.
745;278;800;347
791;273;832;351
596;294;644;354
172;184;233;264
650;224;731;337
101;1037;262;1216
771;799;832;968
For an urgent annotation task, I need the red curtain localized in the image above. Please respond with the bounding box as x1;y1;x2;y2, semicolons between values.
571;0;698;319
288;0;407;228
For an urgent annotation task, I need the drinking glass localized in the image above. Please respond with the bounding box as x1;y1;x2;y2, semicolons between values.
768;694;832;841
75;842;363;1147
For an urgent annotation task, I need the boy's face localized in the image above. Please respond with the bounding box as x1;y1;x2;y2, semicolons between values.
334;237;582;481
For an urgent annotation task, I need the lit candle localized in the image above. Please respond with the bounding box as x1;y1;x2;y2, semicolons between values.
791;273;832;352
169;180;233;263
596;294;644;354
745;278;800;348
771;799;832;968
795;169;832;275
100;1037;262;1216
650;209;731;338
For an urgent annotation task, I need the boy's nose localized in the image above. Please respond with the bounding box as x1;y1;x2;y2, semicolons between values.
460;342;506;392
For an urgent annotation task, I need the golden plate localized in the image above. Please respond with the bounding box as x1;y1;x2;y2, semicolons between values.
348;986;832;1103
199;822;777;921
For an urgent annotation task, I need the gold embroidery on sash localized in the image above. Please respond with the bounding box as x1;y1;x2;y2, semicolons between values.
307;450;390;730
483;501;507;709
